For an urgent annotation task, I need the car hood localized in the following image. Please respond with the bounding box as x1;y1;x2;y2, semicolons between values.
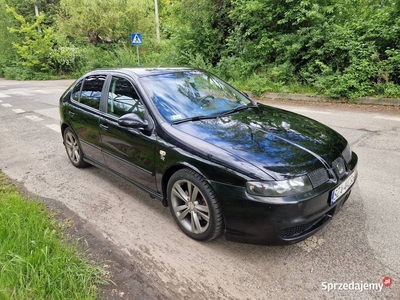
167;104;348;180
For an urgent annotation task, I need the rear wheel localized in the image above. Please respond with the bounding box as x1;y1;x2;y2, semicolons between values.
63;127;89;168
167;169;223;241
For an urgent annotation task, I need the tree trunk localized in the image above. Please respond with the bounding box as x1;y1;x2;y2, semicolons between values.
34;3;41;33
154;0;160;42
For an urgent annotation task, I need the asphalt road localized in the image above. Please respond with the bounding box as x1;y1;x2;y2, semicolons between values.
0;79;399;300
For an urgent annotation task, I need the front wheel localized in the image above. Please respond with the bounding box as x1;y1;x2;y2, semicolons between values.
63;127;89;168
167;169;223;241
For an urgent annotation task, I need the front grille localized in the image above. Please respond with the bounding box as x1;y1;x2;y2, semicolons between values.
308;168;329;188
279;215;330;239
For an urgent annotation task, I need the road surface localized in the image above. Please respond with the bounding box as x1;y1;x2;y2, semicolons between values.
0;79;399;299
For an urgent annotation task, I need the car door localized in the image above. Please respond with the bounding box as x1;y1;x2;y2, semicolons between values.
68;74;107;165
99;75;158;192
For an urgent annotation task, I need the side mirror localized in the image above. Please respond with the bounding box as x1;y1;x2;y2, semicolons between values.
118;113;148;128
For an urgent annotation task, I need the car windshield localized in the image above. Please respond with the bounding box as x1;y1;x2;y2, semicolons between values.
139;70;254;123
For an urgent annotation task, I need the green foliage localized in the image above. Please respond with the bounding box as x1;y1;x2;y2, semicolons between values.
221;0;400;99
5;0;60;25
1;0;400;100
0;0;18;77
376;82;400;98
161;0;229;66
57;0;155;44
49;46;81;74
2;62;41;80
78;44;122;71
6;5;55;72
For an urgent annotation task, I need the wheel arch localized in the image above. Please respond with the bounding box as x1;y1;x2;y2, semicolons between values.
161;162;211;207
61;123;70;139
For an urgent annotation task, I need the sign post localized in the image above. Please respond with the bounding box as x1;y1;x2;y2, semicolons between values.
131;33;143;66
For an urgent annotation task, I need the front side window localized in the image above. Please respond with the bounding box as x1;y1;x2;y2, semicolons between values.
80;75;106;110
107;76;144;119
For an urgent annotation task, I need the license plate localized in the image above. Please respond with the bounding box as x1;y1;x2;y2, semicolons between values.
330;172;356;205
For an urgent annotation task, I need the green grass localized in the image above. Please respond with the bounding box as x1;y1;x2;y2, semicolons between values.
0;172;106;299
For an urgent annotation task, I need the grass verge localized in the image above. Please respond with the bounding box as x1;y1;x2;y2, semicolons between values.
0;172;106;299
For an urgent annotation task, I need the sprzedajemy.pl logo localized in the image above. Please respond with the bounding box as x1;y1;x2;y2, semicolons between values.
322;277;393;293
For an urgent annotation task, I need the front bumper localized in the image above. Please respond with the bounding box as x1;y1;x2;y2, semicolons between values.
211;168;358;246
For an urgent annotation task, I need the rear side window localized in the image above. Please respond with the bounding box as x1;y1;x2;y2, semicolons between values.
80;75;106;110
71;79;83;102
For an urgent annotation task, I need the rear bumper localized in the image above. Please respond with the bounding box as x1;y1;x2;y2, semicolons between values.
211;169;357;245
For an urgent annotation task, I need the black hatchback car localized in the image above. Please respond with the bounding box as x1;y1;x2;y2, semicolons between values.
59;68;358;245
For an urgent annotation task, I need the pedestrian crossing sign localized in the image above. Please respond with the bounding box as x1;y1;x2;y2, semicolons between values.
131;33;143;45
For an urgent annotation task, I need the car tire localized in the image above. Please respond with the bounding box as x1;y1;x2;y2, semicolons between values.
167;168;223;241
63;127;89;168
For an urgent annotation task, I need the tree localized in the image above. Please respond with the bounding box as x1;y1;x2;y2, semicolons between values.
56;0;155;44
161;0;231;66
6;4;55;72
0;1;16;75
5;0;60;25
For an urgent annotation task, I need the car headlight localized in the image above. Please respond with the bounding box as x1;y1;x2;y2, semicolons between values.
342;143;352;163
246;176;313;197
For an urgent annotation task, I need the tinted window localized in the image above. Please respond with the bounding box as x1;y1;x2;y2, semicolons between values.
80;75;106;110
107;76;144;118
71;79;83;102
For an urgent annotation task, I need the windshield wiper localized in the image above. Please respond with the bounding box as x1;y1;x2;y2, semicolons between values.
172;104;258;124
172;115;218;125
218;104;257;117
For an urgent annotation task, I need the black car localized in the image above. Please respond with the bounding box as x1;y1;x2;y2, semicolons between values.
59;68;358;245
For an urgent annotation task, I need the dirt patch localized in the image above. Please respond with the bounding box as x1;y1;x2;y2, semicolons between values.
255;97;400;115
8;176;172;300
44;200;164;300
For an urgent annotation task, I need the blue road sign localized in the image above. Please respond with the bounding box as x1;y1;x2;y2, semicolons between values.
131;33;143;45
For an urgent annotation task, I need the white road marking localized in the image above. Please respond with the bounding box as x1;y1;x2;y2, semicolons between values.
34;107;60;120
34;89;65;94
374;116;400;122
34;89;51;94
0;100;2;102
1;103;12;107
12;109;25;114
8;91;33;96
293;109;332;115
34;89;54;94
46;124;61;133
0;93;10;98
25;115;44;122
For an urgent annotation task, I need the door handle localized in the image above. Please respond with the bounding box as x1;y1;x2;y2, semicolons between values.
99;124;109;131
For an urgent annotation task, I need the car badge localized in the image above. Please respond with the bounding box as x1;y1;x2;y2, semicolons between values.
159;150;166;161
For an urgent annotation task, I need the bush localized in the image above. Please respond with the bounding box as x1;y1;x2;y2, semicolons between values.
215;56;256;81
3;63;47;80
49;46;82;74
375;82;400;98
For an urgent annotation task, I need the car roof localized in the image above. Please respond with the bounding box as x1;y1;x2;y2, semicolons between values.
87;67;197;79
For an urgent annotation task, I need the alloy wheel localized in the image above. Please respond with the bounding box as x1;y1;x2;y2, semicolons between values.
65;131;81;165
170;179;210;234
